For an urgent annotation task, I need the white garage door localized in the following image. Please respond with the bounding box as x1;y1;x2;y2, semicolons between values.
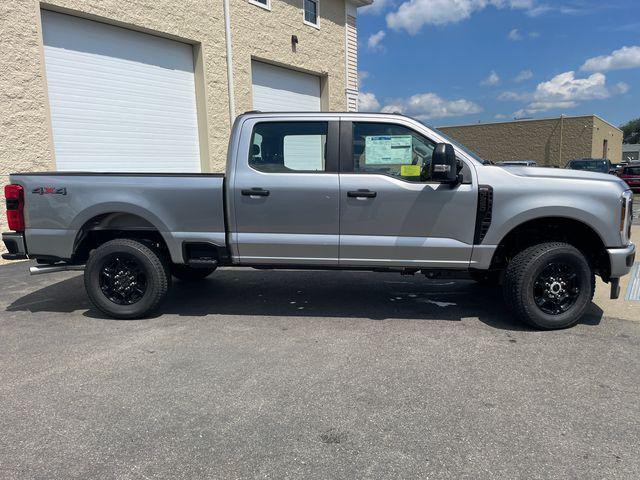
252;61;321;112
41;11;201;172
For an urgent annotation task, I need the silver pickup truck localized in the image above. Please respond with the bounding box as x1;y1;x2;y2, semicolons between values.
2;112;636;329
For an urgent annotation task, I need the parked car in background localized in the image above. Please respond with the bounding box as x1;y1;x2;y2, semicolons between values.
565;158;612;174
496;160;538;167
610;162;627;175
619;162;640;192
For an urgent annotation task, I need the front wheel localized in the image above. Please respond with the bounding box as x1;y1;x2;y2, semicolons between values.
84;238;170;319
503;242;595;330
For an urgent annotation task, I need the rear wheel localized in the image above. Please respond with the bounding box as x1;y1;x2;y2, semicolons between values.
171;264;216;281
84;238;170;319
503;242;594;330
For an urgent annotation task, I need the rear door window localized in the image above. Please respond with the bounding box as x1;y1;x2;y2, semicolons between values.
249;122;327;173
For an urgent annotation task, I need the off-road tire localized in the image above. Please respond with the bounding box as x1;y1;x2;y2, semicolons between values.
84;238;170;319
171;264;216;281
503;242;595;330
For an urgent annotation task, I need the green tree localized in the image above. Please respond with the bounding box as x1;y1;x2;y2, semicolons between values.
620;117;640;143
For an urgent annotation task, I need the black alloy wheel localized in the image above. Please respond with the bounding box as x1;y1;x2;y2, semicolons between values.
99;253;148;305
532;262;581;315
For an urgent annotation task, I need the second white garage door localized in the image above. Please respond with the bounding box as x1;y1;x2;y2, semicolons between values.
41;11;201;172
252;61;321;112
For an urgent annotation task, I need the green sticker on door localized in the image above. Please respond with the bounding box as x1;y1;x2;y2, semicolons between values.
364;135;413;165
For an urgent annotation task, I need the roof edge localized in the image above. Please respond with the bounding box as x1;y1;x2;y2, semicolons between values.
350;0;374;7
439;114;622;132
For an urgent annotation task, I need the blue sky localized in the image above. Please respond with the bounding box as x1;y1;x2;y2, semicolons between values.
357;0;640;127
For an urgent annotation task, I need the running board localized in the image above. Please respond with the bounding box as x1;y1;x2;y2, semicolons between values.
29;264;85;276
186;258;218;269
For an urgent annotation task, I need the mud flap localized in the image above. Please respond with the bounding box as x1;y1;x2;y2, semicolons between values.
610;278;620;300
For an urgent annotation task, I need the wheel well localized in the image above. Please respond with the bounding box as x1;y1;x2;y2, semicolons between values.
72;213;169;264
491;217;610;280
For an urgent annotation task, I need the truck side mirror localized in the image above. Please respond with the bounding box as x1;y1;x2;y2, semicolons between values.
431;143;459;184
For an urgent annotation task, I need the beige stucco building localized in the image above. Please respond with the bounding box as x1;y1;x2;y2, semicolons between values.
0;0;370;244
439;115;623;167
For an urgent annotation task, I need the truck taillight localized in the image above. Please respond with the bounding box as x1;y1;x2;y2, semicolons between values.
5;184;25;232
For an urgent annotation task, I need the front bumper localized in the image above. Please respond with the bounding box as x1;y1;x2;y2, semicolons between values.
607;242;636;279
2;232;28;260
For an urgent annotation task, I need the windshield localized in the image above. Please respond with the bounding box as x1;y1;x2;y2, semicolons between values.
430;127;488;164
623;166;640;175
567;160;609;173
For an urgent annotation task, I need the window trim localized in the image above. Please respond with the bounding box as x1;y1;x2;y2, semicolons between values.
249;0;271;11
302;0;320;29
247;120;339;174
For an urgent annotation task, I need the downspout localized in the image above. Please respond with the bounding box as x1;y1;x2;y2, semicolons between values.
558;114;564;167
223;0;236;125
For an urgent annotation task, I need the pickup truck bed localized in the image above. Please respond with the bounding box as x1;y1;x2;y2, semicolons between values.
8;172;226;265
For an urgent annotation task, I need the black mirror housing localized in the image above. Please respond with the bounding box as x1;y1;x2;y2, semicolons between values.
430;143;459;184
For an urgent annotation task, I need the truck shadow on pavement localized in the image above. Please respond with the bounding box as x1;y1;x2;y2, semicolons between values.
5;267;604;331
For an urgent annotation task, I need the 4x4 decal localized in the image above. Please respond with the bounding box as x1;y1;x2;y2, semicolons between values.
32;187;67;195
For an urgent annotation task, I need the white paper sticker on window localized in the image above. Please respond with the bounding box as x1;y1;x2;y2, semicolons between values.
364;135;413;165
283;134;325;171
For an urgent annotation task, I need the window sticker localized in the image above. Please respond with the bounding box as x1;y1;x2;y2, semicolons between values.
400;165;421;177
364;135;413;165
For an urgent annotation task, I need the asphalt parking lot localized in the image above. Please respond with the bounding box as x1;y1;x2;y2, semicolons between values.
1;262;639;479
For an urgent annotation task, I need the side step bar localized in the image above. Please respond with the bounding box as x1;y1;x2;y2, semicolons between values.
187;258;218;269
29;264;85;276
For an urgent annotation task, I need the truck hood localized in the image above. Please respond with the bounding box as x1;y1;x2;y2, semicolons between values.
502;167;626;185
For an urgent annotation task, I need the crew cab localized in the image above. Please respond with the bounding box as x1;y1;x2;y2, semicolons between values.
2;112;636;329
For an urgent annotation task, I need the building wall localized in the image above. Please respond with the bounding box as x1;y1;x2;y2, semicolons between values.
622;144;640;162
230;0;348;144
592;116;623;163
439;116;605;167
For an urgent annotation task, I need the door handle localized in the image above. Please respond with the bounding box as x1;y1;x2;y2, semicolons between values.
241;188;270;197
347;189;377;198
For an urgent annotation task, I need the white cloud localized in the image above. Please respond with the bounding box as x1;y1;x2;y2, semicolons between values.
358;92;381;111
380;92;482;120
360;0;392;15
358;71;370;86
494;113;509;119
498;90;525;101
514;69;533;82
525;3;552;16
613;82;630;94
513;101;578;117
580;45;640;72
508;71;618;116
509;28;539;41
534;71;609;102
367;30;386;52
481;70;501;86
386;0;538;35
508;28;522;41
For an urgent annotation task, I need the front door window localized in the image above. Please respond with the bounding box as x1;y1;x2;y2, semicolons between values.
353;122;435;182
